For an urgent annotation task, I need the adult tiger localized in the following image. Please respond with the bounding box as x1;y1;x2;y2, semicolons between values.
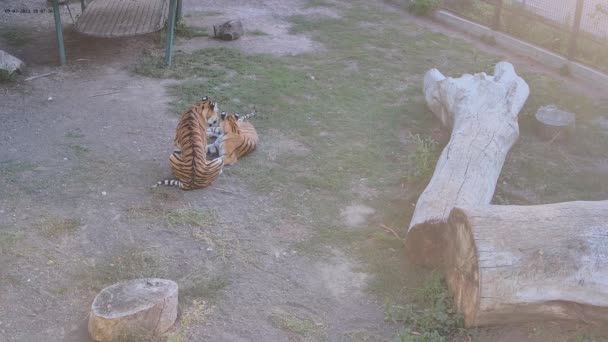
155;97;224;190
207;111;258;165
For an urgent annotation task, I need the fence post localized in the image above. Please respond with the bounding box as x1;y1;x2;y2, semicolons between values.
492;0;504;30
568;0;585;59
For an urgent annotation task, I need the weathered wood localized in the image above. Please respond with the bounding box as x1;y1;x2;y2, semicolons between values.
445;201;608;327
535;105;576;142
75;0;169;38
88;278;178;341
404;62;529;267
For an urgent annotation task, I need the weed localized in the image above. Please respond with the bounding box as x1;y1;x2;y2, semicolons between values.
65;130;84;139
270;309;325;339
165;208;218;228
386;273;463;341
0;69;16;82
0;27;32;47
407;134;438;182
37;217;81;238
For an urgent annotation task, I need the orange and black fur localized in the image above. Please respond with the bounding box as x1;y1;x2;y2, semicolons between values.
155;97;224;190
207;111;258;165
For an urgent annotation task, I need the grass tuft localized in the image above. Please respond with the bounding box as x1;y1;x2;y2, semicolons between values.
38;217;81;238
165;208;218;228
270;309;325;339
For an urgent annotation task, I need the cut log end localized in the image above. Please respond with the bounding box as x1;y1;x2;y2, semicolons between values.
88;278;178;342
535;105;576;142
404;221;448;268
445;208;480;327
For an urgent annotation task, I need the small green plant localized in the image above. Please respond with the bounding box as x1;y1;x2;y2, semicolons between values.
69;144;90;157
409;0;442;16
0;70;17;82
407;134;438;182
248;29;269;36
386;273;463;342
269;309;325;339
175;22;208;38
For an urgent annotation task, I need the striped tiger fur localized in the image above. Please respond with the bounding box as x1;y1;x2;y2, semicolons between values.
206;111;258;166
154;97;224;190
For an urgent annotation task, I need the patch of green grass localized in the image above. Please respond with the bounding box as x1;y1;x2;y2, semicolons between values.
78;248;166;292
179;276;229;305
408;0;442;16
270;309;326;339
0;160;36;183
407;133;439;182
0;27;32;47
165;208;218;228
305;0;336;8
176;22;208;38
37;217;81;238
69;144;90;157
387;273;464;342
248;29;269;36
65;129;84;139
0;69;16;82
0;230;24;255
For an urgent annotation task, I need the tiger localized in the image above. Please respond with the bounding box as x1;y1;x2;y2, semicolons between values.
154;97;224;190
206;111;258;166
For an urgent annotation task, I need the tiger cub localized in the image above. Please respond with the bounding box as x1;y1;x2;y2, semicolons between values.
207;111;258;166
155;97;223;190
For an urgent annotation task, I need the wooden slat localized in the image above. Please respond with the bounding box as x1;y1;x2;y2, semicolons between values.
75;0;169;37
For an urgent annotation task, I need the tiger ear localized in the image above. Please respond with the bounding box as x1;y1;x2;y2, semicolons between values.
220;111;227;120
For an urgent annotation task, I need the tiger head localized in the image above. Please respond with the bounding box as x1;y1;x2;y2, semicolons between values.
219;111;240;134
192;96;220;128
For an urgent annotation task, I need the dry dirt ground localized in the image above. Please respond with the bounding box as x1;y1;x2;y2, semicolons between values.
1;0;608;342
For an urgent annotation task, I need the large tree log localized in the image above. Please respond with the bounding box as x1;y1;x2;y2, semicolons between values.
445;201;608;327
404;62;529;267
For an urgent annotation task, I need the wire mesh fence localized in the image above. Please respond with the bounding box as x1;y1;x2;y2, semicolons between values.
440;0;608;74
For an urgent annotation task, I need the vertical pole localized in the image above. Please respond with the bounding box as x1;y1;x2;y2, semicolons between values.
80;0;86;12
568;0;585;59
165;0;177;66
492;0;503;31
52;0;67;66
177;0;183;23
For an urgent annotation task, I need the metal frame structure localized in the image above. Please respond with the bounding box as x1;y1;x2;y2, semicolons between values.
50;0;182;66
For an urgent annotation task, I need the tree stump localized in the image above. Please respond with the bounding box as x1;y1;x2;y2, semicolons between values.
445;201;608;327
535;105;576;142
88;278;178;341
404;62;529;267
212;20;244;41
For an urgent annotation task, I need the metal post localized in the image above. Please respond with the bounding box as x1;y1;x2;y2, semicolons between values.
492;0;504;31
51;0;67;66
165;0;178;66
80;0;86;12
177;0;183;23
568;0;585;59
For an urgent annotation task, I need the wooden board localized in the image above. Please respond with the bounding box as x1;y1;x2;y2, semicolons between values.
75;0;169;37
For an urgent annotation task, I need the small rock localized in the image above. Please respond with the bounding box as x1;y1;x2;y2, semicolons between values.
212;20;244;41
0;50;25;76
46;260;55;266
101;191;107;196
48;96;53;101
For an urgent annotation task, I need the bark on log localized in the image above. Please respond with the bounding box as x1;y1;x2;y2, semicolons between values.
404;62;529;267
88;278;178;341
445;201;608;327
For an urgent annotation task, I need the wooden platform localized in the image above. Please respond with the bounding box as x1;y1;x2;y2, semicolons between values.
75;0;169;37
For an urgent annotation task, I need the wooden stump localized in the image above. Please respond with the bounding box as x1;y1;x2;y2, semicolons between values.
535;105;576;142
213;20;244;41
88;278;178;341
404;62;530;267
445;201;608;327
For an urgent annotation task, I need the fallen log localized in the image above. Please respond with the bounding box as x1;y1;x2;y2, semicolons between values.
445;201;608;327
404;62;530;267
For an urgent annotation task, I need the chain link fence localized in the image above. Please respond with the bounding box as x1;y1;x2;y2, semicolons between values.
440;0;608;74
